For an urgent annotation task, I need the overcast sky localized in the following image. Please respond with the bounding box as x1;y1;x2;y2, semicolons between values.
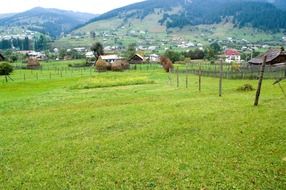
0;0;144;14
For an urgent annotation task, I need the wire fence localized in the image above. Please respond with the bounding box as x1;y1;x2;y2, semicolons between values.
2;62;286;84
175;63;286;80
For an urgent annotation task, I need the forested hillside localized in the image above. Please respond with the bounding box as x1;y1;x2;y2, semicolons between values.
81;0;286;33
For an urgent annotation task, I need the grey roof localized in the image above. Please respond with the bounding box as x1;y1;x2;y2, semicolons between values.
249;49;285;64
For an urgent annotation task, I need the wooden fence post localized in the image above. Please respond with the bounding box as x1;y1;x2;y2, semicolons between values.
219;59;223;97
186;63;189;88
176;66;179;88
254;56;267;106
199;63;202;92
168;68;172;86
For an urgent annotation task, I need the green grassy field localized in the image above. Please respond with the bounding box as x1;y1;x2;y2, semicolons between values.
0;61;285;189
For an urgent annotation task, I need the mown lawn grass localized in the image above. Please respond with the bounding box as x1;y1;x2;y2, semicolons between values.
0;68;285;189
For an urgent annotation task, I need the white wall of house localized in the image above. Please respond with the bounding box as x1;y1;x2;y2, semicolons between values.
225;55;241;63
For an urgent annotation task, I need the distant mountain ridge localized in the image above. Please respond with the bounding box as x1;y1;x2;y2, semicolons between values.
79;0;286;32
0;7;97;37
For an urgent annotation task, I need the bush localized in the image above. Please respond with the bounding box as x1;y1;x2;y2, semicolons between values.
0;62;13;76
96;59;109;72
237;84;255;92
231;62;241;72
160;56;173;72
164;50;184;63
0;62;13;82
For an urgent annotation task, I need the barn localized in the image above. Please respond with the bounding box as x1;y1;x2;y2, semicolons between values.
129;54;144;64
249;48;286;66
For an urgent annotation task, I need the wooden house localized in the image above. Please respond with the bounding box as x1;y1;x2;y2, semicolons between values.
129;54;144;64
99;55;123;63
248;48;286;66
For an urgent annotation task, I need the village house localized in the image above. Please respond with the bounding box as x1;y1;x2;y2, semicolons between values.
129;53;144;64
99;55;123;63
248;48;286;66
85;52;95;59
224;49;241;63
147;54;160;62
73;47;86;52
27;51;46;60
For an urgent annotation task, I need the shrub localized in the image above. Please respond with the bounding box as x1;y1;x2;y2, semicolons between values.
231;62;241;72
0;62;13;82
237;84;255;92
160;56;173;72
96;59;108;72
0;62;13;75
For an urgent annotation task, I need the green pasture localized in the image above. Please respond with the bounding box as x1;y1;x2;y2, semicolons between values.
0;60;285;189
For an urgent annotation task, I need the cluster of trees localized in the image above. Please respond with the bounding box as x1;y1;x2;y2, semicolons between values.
0;35;49;51
164;48;217;63
58;49;85;60
0;37;30;50
163;42;222;63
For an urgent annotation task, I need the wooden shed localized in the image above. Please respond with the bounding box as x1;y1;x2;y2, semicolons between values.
129;54;144;64
248;48;286;66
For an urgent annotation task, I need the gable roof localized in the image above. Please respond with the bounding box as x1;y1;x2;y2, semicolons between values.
130;53;144;61
249;48;286;65
224;49;240;56
99;54;122;60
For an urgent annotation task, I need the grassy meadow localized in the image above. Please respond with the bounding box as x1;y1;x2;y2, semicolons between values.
0;61;286;189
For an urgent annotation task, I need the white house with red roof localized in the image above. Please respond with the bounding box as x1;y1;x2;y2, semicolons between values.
224;49;241;63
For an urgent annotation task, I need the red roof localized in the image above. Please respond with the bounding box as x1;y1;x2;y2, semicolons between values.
224;49;240;56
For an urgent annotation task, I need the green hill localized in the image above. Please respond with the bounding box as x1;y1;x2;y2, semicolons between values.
64;0;285;49
0;7;97;38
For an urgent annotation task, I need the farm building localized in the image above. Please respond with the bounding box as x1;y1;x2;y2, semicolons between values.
248;48;286;66
224;49;241;63
26;51;46;60
129;54;144;64
147;54;160;62
0;52;5;61
99;55;123;63
85;52;95;58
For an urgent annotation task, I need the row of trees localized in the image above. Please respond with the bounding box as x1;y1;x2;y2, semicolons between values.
0;35;49;51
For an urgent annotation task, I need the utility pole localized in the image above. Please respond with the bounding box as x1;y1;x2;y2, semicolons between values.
219;59;223;97
254;56;267;106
